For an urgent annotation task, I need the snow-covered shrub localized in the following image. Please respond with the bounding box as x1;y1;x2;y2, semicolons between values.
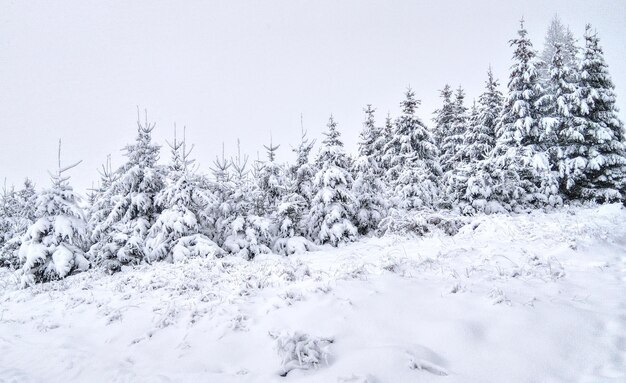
270;330;334;376
223;215;273;259
378;209;467;236
273;236;316;256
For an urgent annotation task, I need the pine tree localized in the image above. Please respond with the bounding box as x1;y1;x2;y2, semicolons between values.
374;113;394;175
432;85;454;149
352;105;387;234
489;20;561;210
17;140;89;285
306;116;358;246
273;121;317;251
258;134;286;213
145;127;222;263
0;182;19;268
441;86;468;171
562;25;626;201
541;15;578;83
89;111;165;272
384;88;441;209
456;69;504;214
463;68;503;162
538;43;577;187
0;179;38;268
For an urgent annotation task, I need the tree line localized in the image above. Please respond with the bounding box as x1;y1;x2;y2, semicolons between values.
0;17;624;285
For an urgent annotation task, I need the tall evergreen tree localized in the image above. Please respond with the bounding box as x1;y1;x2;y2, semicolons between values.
489;20;561;210
17;141;89;285
305;116;357;246
541;15;578;83
441;86;469;171
457;69;505;214
538;42;577;188
562;25;626;201
432;85;454;149
352;105;387;234
89;112;165;272
463;68;503;162
384;88;441;209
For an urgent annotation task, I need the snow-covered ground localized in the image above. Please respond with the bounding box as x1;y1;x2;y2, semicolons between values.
1;204;625;383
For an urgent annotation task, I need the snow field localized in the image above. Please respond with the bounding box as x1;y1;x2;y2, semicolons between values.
0;204;625;382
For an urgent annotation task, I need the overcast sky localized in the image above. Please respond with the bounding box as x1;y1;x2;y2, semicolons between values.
1;0;625;193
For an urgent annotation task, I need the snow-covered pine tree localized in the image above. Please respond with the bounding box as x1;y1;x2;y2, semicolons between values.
17;140;89;285
273;121;317;254
432;84;454;149
457;68;505;214
87;155;118;244
352;105;387;234
562;25;626;202
258;134;287;214
440;87;471;207
384;88;441;209
16;178;37;224
373;113;394;175
145;127;222;263
540;15;578;84
0;179;38;269
538;42;577;190
89;111;165;272
0;182;19;267
306;115;358;246
440;86;469;172
207;141;273;259
489;20;561;210
462;68;503;162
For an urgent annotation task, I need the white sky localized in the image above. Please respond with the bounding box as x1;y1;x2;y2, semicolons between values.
1;0;625;193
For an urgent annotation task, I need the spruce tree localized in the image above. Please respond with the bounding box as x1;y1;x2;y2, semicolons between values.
306;116;357;246
432;84;454;149
541;15;578;84
563;25;626;201
89;112;165;272
0;179;38;268
538;42;577;190
441;86;468;171
463;68;503;162
145;127;221;263
274;123;317;252
352;105;387;234
489;20;561;210
457;69;504;214
17;140;89;285
384;88;441;209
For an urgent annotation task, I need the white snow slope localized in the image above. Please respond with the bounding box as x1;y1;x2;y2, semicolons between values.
1;204;625;383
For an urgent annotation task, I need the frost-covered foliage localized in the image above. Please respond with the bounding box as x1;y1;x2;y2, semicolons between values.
306;116;358;246
352;105;387;234
89;114;165;272
145;131;222;263
540;15;578;85
560;25;626;202
384;88;442;209
270;330;333;376
440;86;468;172
2;16;625;286
487;20;561;210
17;145;89;286
0;179;38;269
